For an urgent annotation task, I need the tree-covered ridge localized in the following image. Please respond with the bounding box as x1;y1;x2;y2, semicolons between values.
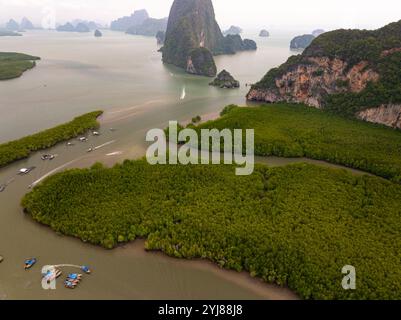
194;104;401;183
0;52;40;80
22;160;401;299
0;111;103;168
251;21;401;116
303;20;401;66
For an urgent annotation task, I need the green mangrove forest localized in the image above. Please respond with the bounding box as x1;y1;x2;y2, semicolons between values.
0;111;103;167
22;160;401;299
193;104;401;183
0;52;41;80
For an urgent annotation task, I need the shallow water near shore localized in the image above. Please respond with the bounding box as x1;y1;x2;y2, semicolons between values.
0;30;337;299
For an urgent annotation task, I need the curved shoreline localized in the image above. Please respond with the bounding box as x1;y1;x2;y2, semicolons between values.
123;240;299;300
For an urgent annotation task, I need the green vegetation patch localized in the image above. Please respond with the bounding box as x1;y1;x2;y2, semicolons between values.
252;21;401;115
194;104;401;183
0;111;103;167
22;160;401;299
0;52;41;80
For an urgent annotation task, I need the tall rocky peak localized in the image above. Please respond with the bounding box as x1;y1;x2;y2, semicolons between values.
20;17;34;30
247;20;401;129
162;0;256;77
6;19;19;31
163;0;224;67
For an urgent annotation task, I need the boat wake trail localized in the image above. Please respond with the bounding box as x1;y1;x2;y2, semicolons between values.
30;158;81;188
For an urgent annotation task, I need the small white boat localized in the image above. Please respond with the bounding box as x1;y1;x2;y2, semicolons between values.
18;167;35;175
41;154;55;161
180;86;186;100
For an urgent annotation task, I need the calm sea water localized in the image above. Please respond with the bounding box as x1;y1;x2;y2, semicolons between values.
0;30;302;300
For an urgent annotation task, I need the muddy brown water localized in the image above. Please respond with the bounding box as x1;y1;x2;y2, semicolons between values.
0;30;367;300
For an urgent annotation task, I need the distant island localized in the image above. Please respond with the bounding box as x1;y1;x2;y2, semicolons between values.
247;20;401;129
0;30;22;37
290;34;315;50
259;29;270;37
312;29;325;37
0;52;40;80
162;0;257;77
223;25;242;36
126;17;168;37
110;9;149;32
209;70;240;88
20;17;35;30
57;20;101;33
4;17;35;32
5;19;20;31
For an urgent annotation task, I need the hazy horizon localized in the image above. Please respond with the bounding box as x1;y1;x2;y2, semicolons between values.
0;0;400;32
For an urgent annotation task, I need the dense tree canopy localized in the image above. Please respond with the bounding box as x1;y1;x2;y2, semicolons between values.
0;111;102;167
22;160;401;300
194;104;401;183
0;52;40;80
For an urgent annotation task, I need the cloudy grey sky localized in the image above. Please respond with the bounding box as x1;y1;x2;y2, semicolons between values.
1;0;400;31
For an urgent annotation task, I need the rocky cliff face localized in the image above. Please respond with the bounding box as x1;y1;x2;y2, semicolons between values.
162;0;224;71
247;20;401;129
357;104;401;129
247;57;379;108
162;0;257;76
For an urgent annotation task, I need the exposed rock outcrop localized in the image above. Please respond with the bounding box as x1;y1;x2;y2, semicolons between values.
357;105;401;129
247;20;401;129
209;70;240;88
259;29;270;37
247;57;379;107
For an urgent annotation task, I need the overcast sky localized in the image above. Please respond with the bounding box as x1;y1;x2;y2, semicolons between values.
1;0;400;31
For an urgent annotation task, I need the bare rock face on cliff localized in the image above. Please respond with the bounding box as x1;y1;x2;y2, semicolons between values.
247;20;401;129
162;0;257;77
